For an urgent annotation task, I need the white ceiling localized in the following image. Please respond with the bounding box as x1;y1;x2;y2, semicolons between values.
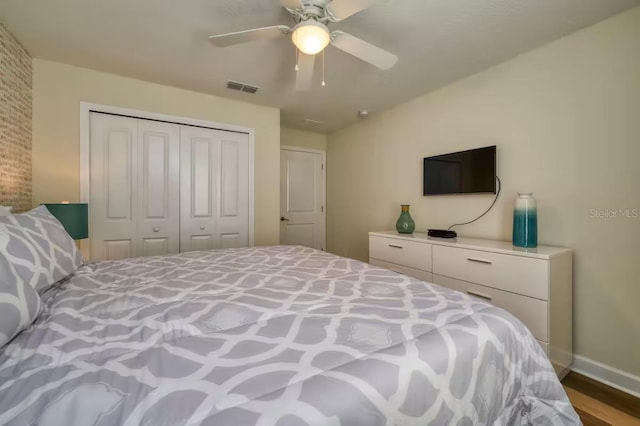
1;0;638;133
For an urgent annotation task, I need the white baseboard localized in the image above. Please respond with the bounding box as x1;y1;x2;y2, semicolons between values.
572;355;640;398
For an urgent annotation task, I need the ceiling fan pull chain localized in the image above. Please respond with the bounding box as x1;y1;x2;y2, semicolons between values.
293;30;300;71
322;49;326;86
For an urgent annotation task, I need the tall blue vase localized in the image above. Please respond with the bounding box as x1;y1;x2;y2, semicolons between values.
395;204;415;234
513;193;537;248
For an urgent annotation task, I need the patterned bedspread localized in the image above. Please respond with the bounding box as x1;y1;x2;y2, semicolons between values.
0;246;580;425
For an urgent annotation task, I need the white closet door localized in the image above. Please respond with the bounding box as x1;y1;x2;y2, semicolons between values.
90;113;180;261
217;131;250;249
180;127;249;252
137;119;180;256
180;126;218;251
89;113;138;261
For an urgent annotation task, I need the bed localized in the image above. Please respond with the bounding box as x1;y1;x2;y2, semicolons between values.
0;208;580;425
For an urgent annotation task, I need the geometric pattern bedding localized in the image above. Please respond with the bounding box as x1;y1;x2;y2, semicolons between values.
0;205;82;294
0;246;580;425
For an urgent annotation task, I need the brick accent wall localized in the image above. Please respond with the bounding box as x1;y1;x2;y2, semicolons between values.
0;23;32;213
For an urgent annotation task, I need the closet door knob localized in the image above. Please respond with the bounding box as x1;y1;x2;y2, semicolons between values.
153;227;160;232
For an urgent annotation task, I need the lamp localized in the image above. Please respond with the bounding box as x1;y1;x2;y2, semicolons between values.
292;21;330;55
43;203;89;240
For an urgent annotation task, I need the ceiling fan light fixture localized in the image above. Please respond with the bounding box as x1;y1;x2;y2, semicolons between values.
292;20;330;55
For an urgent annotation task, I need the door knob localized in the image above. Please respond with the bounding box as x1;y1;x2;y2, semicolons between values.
200;226;205;230
280;217;290;221
153;227;160;232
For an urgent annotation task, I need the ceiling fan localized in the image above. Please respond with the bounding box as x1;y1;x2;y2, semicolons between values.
209;0;398;91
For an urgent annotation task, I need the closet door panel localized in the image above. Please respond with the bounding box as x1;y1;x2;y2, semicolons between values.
90;113;138;261
141;238;169;257
193;140;212;217
180;127;219;252
220;233;241;249
137;120;180;256
144;137;168;217
217;133;250;248
106;139;131;219
189;235;214;251
104;240;133;261
220;141;239;217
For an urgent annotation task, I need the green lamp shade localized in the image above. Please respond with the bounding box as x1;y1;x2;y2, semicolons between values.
43;203;89;240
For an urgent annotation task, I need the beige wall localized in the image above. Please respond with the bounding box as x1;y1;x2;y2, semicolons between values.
0;23;32;213
281;127;327;151
32;59;280;245
327;7;640;377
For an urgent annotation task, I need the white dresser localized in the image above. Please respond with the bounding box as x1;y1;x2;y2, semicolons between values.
369;231;573;378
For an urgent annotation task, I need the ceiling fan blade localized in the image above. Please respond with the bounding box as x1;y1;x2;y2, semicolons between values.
295;53;315;91
280;0;302;10
330;31;398;70
209;25;291;47
326;0;378;21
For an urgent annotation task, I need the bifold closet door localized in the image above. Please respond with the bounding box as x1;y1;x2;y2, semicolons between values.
180;126;250;252
89;113;180;261
136;119;180;257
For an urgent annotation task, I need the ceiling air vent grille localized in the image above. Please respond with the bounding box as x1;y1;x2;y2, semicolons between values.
301;118;323;126
226;80;259;94
242;85;258;94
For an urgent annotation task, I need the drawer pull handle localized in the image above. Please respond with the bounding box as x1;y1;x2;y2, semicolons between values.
388;244;404;249
467;257;492;265
467;290;492;301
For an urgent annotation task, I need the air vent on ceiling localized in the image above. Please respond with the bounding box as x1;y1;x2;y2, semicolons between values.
226;80;259;94
241;85;258;94
301;118;323;126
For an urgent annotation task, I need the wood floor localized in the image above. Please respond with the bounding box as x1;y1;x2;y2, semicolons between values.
562;372;640;425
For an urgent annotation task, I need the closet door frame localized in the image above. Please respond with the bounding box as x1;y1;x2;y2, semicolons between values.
79;102;255;260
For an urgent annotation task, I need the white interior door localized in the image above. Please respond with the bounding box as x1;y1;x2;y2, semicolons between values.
280;147;325;250
180;126;250;252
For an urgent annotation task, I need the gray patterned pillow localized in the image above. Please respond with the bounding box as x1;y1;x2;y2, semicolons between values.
0;205;82;294
0;233;43;348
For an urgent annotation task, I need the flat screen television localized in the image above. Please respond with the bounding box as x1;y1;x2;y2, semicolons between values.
423;145;496;195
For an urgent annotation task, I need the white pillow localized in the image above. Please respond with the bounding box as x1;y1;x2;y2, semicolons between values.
0;205;12;216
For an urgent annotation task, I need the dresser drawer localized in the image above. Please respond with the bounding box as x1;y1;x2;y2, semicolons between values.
369;258;433;282
369;235;432;272
432;274;548;342
432;245;549;300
